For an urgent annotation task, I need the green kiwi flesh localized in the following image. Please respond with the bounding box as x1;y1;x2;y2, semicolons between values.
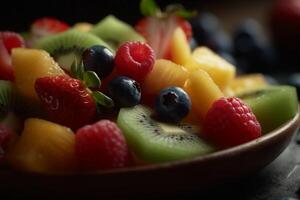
90;15;145;50
34;30;112;71
239;85;298;134
117;105;215;163
0;80;15;120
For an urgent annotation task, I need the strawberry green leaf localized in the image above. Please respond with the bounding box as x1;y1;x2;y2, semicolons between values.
92;91;114;108
20;32;29;40
166;4;197;19
140;0;161;16
83;71;101;88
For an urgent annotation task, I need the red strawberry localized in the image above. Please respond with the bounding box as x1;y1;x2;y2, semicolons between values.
35;76;97;130
135;15;192;59
0;124;15;165
28;17;69;46
176;17;192;41
32;17;69;33
114;41;155;82
203;97;261;148
75;120;131;171
0;32;25;81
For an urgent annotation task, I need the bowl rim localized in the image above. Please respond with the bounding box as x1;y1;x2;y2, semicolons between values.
1;109;300;177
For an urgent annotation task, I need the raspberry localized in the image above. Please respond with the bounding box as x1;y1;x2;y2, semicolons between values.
114;41;155;82
203;97;261;148
75;120;131;171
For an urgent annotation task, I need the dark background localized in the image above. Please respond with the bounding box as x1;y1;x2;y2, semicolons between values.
0;0;274;31
1;1;300;199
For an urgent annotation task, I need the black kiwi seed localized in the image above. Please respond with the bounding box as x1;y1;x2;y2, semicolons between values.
117;105;216;163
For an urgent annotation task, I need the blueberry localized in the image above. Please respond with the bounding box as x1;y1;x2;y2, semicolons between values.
233;19;265;57
205;31;232;53
190;12;219;45
155;87;191;123
107;76;141;107
233;19;278;73
256;45;279;72
82;45;114;79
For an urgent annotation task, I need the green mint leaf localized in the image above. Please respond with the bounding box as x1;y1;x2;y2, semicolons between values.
83;71;101;88
140;0;161;16
92;91;114;108
77;61;85;80
70;59;78;78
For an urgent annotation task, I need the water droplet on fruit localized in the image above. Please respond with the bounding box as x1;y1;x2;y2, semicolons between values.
70;81;79;88
44;95;53;104
80;92;89;98
50;98;59;110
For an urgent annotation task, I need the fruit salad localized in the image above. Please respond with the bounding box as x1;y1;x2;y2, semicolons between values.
0;0;298;174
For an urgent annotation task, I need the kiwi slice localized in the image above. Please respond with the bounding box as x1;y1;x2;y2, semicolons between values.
34;30;112;71
0;80;15;120
238;85;298;134
90;15;145;50
117;105;215;163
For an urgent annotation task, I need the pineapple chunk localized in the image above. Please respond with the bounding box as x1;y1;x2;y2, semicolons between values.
12;48;65;101
7;118;77;174
170;27;192;66
183;69;224;122
185;47;236;91
73;22;93;32
142;59;189;98
229;73;269;95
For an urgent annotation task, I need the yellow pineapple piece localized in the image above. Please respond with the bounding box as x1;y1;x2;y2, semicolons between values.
223;87;235;97
184;47;236;91
73;22;93;32
12;48;65;101
229;73;268;95
170;27;191;66
7;118;77;174
183;69;224;122
142;59;189;98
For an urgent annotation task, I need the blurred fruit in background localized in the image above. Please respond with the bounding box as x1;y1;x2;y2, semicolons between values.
270;0;300;69
271;0;300;52
233;19;278;73
287;73;300;99
188;0;300;76
190;12;220;47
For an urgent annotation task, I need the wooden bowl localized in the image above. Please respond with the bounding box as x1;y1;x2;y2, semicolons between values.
1;111;299;198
